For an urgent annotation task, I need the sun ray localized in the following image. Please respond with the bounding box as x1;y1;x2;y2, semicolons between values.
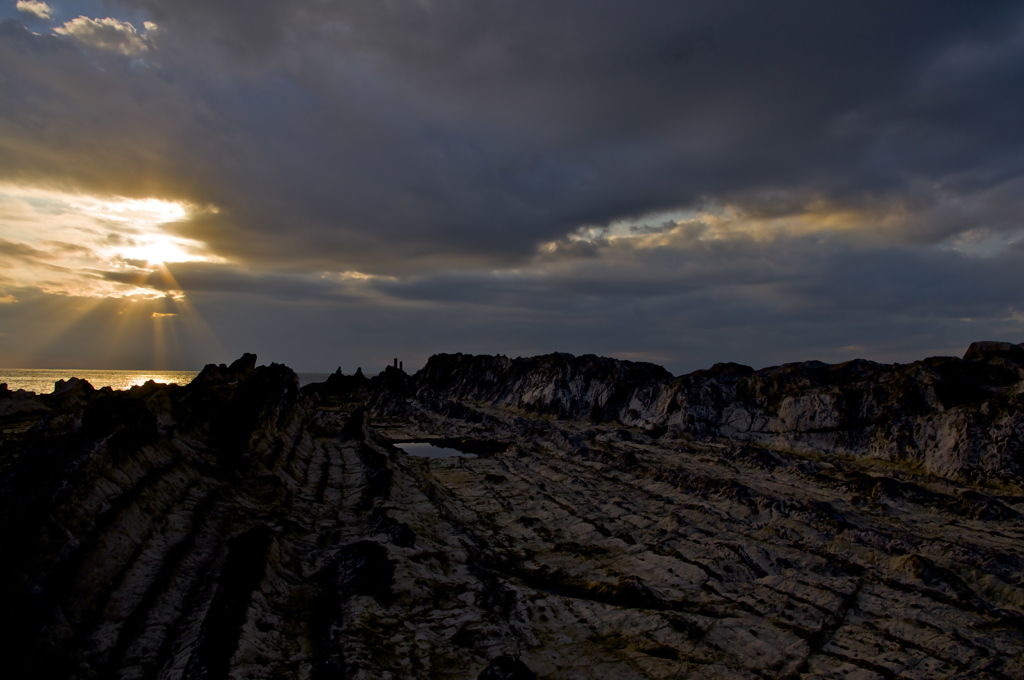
25;294;108;367
1;185;229;368
0;184;225;299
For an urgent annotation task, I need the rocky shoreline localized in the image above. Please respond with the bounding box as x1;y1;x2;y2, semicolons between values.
1;344;1023;678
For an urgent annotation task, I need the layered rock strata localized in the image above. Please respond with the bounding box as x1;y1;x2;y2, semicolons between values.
408;342;1024;485
0;345;1022;679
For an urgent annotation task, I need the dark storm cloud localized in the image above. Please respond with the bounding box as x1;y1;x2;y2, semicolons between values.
3;1;1024;371
84;228;1024;371
99;262;355;302
167;237;1024;373
3;1;1024;272
367;230;1024;321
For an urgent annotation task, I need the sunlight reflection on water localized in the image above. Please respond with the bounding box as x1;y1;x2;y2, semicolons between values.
0;369;332;394
0;369;200;394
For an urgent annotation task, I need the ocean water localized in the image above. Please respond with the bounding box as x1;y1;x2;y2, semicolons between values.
0;369;332;394
0;369;200;394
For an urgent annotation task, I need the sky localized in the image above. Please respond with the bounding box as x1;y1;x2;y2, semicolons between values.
1;0;1023;373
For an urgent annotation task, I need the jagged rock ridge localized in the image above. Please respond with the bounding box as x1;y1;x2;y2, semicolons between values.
0;343;1022;679
406;342;1024;485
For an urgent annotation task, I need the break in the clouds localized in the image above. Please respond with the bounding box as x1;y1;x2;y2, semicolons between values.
0;0;1023;370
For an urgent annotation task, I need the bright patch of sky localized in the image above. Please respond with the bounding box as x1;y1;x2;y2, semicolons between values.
0;184;223;300
549;203;881;254
565;208;702;244
551;198;1024;262
939;227;1024;258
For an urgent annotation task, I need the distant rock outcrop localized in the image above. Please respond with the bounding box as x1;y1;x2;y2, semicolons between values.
412;352;673;422
0;344;1022;679
404;342;1024;485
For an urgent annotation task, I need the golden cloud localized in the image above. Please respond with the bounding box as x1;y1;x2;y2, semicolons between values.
15;1;53;20
0;185;223;299
54;17;154;56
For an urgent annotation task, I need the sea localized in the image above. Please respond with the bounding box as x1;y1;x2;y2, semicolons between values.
0;369;332;394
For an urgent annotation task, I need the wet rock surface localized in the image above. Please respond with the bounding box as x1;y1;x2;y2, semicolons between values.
1;345;1023;679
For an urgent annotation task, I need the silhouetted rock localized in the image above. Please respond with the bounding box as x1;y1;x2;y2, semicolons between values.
404;346;1024;485
193;351;257;387
1;346;1022;679
0;383;47;420
479;655;537;680
963;340;1024;362
319;365;371;395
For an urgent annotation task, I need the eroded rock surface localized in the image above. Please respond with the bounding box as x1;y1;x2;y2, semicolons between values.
406;342;1024;485
1;345;1023;679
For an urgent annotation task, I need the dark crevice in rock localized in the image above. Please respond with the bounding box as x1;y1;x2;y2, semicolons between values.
478;655;537;680
315;455;331;504
183;525;273;680
820;649;899;680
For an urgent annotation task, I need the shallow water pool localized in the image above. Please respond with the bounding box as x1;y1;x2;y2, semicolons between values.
397;442;477;459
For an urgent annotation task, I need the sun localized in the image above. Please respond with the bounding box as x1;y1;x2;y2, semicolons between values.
74;196;189;226
0;185;226;298
82;197;226;268
118;233;199;265
68;195;212;265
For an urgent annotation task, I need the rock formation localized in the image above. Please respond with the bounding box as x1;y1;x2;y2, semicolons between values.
1;344;1022;678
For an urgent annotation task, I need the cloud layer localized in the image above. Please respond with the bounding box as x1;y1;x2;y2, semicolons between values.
1;1;1023;370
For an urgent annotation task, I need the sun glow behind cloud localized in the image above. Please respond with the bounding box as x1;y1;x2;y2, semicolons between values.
0;185;227;369
72;196;188;226
0;185;224;300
